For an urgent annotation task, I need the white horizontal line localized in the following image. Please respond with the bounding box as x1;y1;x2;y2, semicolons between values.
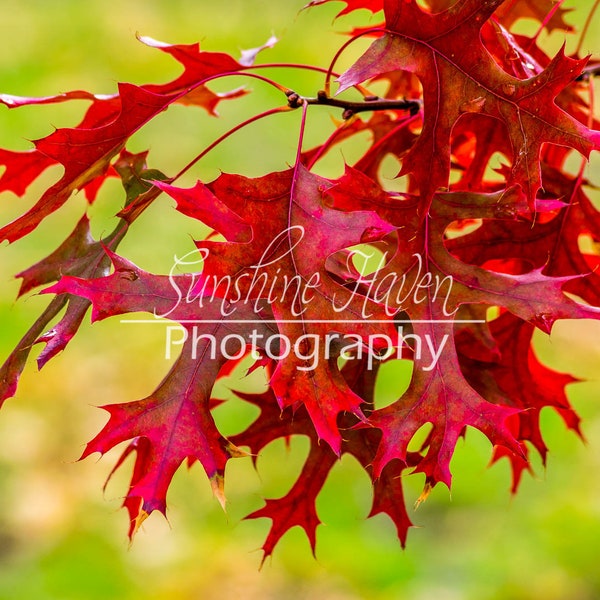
119;319;485;324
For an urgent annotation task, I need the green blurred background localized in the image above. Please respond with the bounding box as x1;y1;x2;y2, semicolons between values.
0;1;599;598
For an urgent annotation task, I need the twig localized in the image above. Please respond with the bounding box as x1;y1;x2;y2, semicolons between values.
577;62;600;81
286;90;422;119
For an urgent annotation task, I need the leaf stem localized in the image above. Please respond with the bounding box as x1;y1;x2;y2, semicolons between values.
323;27;386;96
355;112;421;170
250;63;341;78
173;105;292;182
305;119;356;170
575;0;600;56
531;0;565;42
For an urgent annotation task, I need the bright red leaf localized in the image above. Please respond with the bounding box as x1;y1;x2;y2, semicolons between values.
339;0;600;204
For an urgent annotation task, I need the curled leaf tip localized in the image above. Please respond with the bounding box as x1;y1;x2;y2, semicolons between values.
211;475;227;512
414;482;433;510
129;506;150;543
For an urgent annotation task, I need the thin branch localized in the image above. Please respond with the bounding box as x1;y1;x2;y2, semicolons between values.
577;62;600;81
286;90;422;119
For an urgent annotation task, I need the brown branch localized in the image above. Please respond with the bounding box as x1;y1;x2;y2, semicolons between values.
577;62;600;81
286;89;422;119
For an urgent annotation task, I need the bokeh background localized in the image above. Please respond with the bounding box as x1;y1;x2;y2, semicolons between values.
0;1;599;598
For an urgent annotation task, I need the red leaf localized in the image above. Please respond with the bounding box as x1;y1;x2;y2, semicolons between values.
44;251;275;531
495;0;574;34
153;179;252;243
187;166;397;453
246;439;337;562
233;380;414;555
82;344;243;534
304;0;383;17
0;37;263;243
0;149;56;197
339;0;600;204
457;312;580;492
0;213;123;404
368;319;524;488
0;85;173;243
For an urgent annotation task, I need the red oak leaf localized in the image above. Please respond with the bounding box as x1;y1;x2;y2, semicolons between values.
0;149;167;405
457;312;580;493
0;85;174;243
0;36;272;243
339;0;600;204
330;180;597;492
427;188;600;331
0;215;121;405
367;315;524;487
304;0;383;17
447;164;600;306
0;149;56;197
137;35;260;114
43;250;276;532
81;342;247;534
494;0;574;34
232;360;415;558
246;439;338;562
159;166;397;454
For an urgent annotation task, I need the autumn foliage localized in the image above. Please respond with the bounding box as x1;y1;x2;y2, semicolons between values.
1;0;599;561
